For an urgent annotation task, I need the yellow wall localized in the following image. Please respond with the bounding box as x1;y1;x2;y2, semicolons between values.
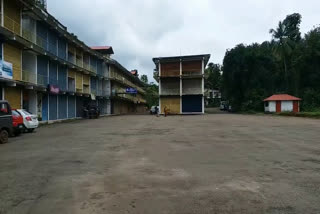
5;87;21;109
76;72;83;90
68;69;76;78
3;43;22;81
83;74;90;85
4;0;21;35
161;97;180;114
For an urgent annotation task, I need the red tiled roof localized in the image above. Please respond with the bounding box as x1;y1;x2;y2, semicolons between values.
264;94;301;101
91;46;112;50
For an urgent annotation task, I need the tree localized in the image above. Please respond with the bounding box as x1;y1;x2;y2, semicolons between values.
205;63;222;90
269;13;302;91
140;75;148;84
144;82;158;108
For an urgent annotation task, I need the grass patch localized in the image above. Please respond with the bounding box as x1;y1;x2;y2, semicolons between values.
278;112;320;119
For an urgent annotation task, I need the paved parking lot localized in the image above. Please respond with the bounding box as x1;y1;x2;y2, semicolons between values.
0;114;320;214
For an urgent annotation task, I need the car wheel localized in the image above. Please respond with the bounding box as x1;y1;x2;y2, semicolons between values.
28;129;34;133
0;130;9;144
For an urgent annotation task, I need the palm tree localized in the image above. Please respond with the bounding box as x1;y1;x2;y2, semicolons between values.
270;21;294;91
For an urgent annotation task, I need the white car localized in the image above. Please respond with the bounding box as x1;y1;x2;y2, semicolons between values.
16;109;39;132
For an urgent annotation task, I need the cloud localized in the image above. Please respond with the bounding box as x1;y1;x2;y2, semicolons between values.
48;0;320;82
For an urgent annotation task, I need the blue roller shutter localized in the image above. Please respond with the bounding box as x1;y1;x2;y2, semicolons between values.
49;95;58;120
58;95;67;119
68;96;76;118
42;94;48;121
182;95;202;113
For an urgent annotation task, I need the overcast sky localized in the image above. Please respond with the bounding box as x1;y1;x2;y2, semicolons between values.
48;0;319;82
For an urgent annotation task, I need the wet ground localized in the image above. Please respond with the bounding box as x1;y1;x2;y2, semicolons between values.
0;114;319;214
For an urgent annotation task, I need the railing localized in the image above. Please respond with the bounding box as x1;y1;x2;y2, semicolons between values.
83;62;90;70
48;40;57;55
182;88;203;95
49;77;58;86
160;88;180;95
68;80;76;92
68;53;76;64
37;74;48;86
182;71;202;76
4;15;21;35
76;58;83;68
58;79;67;91
36;36;47;50
22;28;36;43
76;88;83;93
90;65;97;73
83;86;90;94
22;70;37;84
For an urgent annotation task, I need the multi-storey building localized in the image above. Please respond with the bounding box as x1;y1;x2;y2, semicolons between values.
0;0;146;121
153;54;210;114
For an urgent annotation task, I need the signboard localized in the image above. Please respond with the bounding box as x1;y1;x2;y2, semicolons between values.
0;60;13;80
126;88;137;94
48;85;60;94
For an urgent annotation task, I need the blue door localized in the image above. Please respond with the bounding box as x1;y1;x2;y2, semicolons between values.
58;95;67;119
42;94;48;121
68;96;76;118
182;95;203;113
49;95;58;120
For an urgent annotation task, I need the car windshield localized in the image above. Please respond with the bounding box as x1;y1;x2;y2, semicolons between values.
21;110;32;115
12;110;20;116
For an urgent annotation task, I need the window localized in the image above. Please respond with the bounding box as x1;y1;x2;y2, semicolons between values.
265;102;269;107
0;103;10;116
12;110;20;116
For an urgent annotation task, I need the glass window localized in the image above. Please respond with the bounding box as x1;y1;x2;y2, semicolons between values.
12;110;20;116
265;102;269;107
0;103;10;116
22;110;32;115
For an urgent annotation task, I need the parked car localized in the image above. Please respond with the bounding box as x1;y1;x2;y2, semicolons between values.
0;100;13;144
220;101;228;111
12;110;24;136
150;106;159;114
16;109;39;133
82;104;100;119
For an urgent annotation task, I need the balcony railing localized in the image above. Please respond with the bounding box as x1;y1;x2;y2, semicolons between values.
160;88;180;95
76;88;83;93
4;15;21;35
49;77;58;86
83;86;90;94
37;74;48;86
22;70;37;84
36;36;48;50
48;41;58;55
90;65;97;73
83;62;90;70
76;58;83;68
22;28;36;43
58;79;67;91
182;71;202;76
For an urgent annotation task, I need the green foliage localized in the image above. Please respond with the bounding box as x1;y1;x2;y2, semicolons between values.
222;13;320;112
205;63;222;90
144;83;159;108
140;75;148;84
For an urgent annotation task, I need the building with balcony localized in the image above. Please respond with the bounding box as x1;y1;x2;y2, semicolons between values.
153;54;210;114
0;0;146;122
92;46;146;114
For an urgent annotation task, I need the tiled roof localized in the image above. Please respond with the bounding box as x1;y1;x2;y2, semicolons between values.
264;94;302;101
